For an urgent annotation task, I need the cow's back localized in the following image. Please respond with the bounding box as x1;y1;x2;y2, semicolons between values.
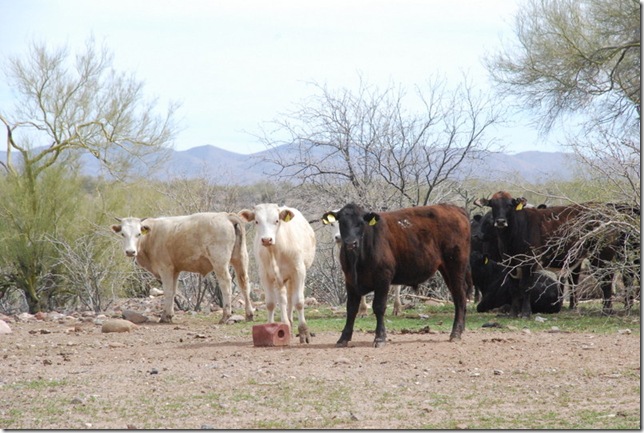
366;204;470;285
139;212;237;276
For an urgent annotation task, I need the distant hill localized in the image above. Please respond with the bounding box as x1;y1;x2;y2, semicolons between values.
0;144;577;184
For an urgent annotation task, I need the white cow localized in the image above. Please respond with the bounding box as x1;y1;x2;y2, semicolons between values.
239;204;316;343
111;213;254;324
326;212;403;317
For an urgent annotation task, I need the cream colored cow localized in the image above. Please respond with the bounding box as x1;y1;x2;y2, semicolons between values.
239;204;316;343
111;213;254;324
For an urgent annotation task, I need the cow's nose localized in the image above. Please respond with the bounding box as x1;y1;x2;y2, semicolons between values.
334;235;342;244
494;218;508;228
125;249;137;257
261;237;274;246
345;240;359;251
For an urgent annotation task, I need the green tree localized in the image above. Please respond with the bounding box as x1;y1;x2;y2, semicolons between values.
0;38;178;312
486;0;640;131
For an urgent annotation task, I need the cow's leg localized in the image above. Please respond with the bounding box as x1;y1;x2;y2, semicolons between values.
518;270;533;318
229;251;254;321
212;264;233;324
440;267;467;341
336;288;361;347
600;273;614;315
372;286;390;348
289;272;311;344
357;296;369;317
567;267;580;309
159;271;179;323
277;284;292;330
392;285;402;316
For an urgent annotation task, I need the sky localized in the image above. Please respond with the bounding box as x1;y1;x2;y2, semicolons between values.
0;0;565;154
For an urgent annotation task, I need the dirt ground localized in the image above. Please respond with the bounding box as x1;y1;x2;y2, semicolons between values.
0;298;640;430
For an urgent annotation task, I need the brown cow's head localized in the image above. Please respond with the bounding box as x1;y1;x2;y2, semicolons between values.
475;192;527;229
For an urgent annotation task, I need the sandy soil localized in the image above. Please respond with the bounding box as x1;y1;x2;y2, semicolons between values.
0;300;640;429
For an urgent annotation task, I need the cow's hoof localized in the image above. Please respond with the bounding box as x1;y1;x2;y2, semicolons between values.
298;325;311;344
159;315;173;324
336;340;349;348
373;339;386;348
449;333;462;342
245;312;255;322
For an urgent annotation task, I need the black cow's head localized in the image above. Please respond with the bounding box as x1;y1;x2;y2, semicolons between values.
475;192;527;229
322;203;379;252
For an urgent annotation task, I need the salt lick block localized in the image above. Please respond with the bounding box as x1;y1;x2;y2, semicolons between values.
252;323;291;347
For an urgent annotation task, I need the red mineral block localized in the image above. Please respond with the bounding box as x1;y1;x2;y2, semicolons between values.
252;323;291;347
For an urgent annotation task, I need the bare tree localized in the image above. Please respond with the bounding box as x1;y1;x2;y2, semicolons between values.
259;75;503;210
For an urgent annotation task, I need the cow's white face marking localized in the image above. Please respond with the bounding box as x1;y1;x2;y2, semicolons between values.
253;204;282;247
112;218;146;257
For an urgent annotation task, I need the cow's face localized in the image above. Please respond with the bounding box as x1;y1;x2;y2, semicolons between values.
322;203;379;252
239;204;294;247
476;192;527;229
111;217;149;257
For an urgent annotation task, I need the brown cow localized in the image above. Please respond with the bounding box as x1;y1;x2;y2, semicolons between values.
475;191;628;317
322;203;471;348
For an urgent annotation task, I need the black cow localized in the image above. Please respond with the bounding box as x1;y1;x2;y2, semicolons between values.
322;203;471;347
470;251;563;313
476;191;635;317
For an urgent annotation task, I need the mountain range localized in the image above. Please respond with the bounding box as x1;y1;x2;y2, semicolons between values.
1;144;577;185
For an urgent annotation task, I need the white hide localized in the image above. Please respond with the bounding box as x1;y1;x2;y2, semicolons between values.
239;204;316;343
111;213;254;324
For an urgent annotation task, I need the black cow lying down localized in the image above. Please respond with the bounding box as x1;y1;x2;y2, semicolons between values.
470;251;563;314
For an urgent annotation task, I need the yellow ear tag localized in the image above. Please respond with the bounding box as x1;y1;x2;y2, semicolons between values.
141;227;149;235
324;214;336;224
515;202;524;211
484;256;489;265
368;216;378;226
283;213;292;222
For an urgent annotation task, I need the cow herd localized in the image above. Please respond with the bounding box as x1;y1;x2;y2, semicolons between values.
111;191;640;348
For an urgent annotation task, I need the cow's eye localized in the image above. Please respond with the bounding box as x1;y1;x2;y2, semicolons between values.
275;220;279;225
255;220;259;225
136;233;141;237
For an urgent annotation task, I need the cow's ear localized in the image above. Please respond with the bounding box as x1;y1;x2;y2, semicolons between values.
364;212;380;226
140;225;150;235
111;224;122;234
280;209;295;222
238;210;255;222
514;197;528;211
473;198;489;208
321;211;337;225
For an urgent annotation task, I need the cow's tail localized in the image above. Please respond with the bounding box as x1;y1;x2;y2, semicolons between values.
227;213;249;269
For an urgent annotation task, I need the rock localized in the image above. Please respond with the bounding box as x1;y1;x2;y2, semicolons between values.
101;319;137;333
534;316;547;323
149;287;164;297
0;320;12;334
108;342;127;348
618;328;632;335
225;314;245;324
70;397;84;405
122;310;149;324
16;312;35;322
34;311;47;321
493;369;503;375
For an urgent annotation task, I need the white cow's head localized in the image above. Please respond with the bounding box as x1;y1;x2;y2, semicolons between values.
239;203;294;247
324;208;342;244
111;217;150;257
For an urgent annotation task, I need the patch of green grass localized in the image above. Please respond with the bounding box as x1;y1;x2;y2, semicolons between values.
9;378;69;390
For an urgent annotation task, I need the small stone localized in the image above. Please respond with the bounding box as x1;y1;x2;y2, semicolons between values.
102;319;137;333
618;328;632;335
225;314;245;324
149;368;159;375
534;316;547;323
71;397;84;405
122;310;149;324
149;288;164;297
493;369;503;375
0;320;12;334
